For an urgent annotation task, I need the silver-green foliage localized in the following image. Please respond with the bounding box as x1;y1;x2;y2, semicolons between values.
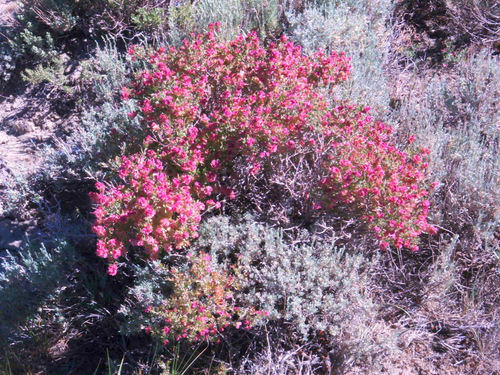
121;213;398;366
0;240;76;339
286;0;394;118
118;260;171;335
196;215;398;365
0;41;18;86
37;40;141;180
397;49;499;235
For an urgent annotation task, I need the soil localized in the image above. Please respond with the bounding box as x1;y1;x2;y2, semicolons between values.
0;1;65;251
0;0;15;26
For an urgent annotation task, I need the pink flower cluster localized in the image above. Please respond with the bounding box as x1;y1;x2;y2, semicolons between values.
92;24;435;276
147;253;263;343
318;105;437;251
90;151;205;275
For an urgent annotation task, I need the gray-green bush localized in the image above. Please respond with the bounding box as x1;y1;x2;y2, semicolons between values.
200;215;399;370
0;240;76;340
396;49;499;237
286;0;394;118
0;40;18;87
36;40;141;181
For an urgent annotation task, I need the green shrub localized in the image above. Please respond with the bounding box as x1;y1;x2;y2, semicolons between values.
21;54;73;94
16;0;79;34
88;0;168;37
167;0;281;45
132;7;166;32
15;0;169;39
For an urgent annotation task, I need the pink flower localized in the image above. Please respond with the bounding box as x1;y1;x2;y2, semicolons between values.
93;28;435;276
121;87;130;100
108;263;118;276
96;240;108;258
268;143;277;153
92;225;106;237
93;207;106;220
250;162;261;175
188;126;199;141
210;159;221;169
141;224;153;235
286;140;295;150
206;172;217;182
142;100;154;113
137;197;148;209
181;174;193;185
312;202;322;210
426;225;438;235
112;246;124;259
144;206;155;218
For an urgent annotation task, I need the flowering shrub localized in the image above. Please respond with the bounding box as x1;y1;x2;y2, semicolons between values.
91;24;435;275
145;252;263;343
318;106;436;251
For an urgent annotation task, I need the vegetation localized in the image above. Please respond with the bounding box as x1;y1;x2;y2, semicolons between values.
0;0;498;374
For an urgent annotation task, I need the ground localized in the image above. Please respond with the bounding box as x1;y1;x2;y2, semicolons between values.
0;0;60;251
